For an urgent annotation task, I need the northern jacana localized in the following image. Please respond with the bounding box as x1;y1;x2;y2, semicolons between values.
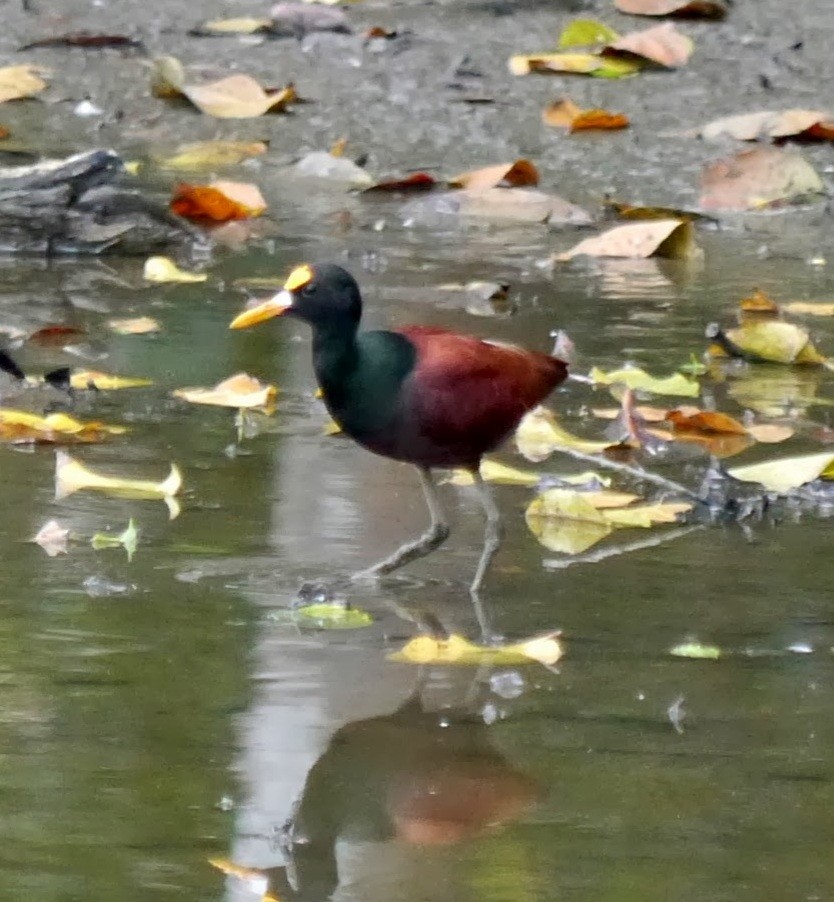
230;263;567;594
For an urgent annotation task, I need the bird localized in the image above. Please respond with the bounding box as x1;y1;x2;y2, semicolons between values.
230;262;567;596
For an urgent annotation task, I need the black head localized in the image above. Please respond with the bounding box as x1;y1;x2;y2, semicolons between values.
229;262;363;332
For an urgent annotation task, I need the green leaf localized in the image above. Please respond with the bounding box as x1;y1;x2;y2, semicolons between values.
589;366;700;398
294;603;373;630
670;641;721;660
558;18;620;49
90;518;139;562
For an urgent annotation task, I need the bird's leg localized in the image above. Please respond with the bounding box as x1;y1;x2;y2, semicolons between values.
353;467;450;580
470;470;504;596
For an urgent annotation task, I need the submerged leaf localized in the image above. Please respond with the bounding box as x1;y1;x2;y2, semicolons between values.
388;631;564;667
670;640;721;659
31;519;69;557
293;603;373;629
143;256;208;284
727;452;834;494
557;219;697;260
172;372;277;412
156;140;269;170
590;366;700;397
55;451;182;519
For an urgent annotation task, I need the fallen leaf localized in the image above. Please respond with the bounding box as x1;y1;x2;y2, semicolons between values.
108;316;161;335
171;181;267;222
727;451;834;493
172;372;277;412
707;320;827;365
508;52;640;78
615;0;726;18
558;18;620;48
556;219;697;260
446;460;541;486
604;22;694;68
604;200;712;223
388;631;564;667
542;97;629;131
515;407;611;460
448;160;538;191
191;17;274;35
727;368;823;417
156;140;269;170
739;288;780;321
55;450;182;519
0;65;49;103
68;371;152;390
669;640;721;659
91;518;139;562
592;404;670;422
700;146;824;211
293;150;373;186
31;519;69;557
19;32;142;50
694;110;834;143
666;408;748;435
27;324;85;347
143;256;208;284
590;366;700;397
292;603;373;629
602;500;692;526
0;409;126;444
745;424;794;444
525;490;612;553
150;56;295;118
457;187;591;224
363;172;437;193
783;302;834;317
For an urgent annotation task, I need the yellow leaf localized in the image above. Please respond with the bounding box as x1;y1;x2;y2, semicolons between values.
446;460;540;486
590;366;700;397
55;450;182;519
69;371;153;390
0;409;125;443
525;489;613;553
108;316;161;335
0;65;48;103
157;140;269;170
602;501;692;527
727;451;834;494
557;219;698;261
197;17;274;34
387;632;564;667
172;372;277;412
717;320;826;365
508;52;640;78
783;302;834;317
143;256;208;284
515;407;610;461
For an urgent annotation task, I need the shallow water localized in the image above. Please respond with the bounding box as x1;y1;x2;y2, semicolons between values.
2;0;834;900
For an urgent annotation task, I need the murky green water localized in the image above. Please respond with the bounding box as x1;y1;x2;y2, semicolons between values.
2;0;834;899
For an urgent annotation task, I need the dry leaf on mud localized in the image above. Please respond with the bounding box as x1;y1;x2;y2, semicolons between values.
31;519;70;557
699;146;824;211
604;22;694;68
156;140;269;170
363;172;437;193
448;159;538;191
55;450;183;519
556;219;698;261
0;65;49;103
171;181;267;222
150;56;295;118
542;97;629;131
615;0;726;18
388;632;564;667
143;256;208;283
191;17;275;35
108;316;161;335
694;110;834;143
509;52;640;78
727;452;834;494
172;372;278;412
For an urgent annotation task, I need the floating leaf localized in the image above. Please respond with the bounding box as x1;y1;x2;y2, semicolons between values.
615;0;726;18
171;181;267;222
172;372;277;412
783;302;834;317
69;371;152;390
602;501;692;526
542;97;629;131
143;256;208;284
509;52;640;78
666;408;748;435
108;316;161;335
558;18;620;48
604;22;694;68
694;110;834;143
708;320;827;366
55;451;182;519
525;490;613;553
293;603;373;629
670;640;721;659
0;409;126;444
446;460;541;487
700;146;824;211
589;366;700;397
156;140;269;170
91;518;139;562
727;452;834;494
557;219;697;261
515;407;610;461
388;631;563;667
448;160;538;191
457;188;592;225
31;520;69;557
604;201;712;223
0;65;49;103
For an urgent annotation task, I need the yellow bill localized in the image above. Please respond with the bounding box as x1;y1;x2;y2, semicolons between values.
229;264;312;329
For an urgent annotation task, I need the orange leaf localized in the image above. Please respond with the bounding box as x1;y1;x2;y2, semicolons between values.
666;409;749;435
171;181;266;222
571;109;630;131
448;159;539;191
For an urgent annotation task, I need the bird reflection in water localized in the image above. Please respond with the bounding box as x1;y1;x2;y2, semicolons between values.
214;692;540;902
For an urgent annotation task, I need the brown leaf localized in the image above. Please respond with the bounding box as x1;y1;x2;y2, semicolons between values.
615;0;726;18
604;22;694;68
363;172;437;193
458;187;591;224
696;110;834;143
27;325;85;347
666;408;748;435
170;181;267;222
19;32;141;50
604;200;711;222
542;97;629;131
448;160;539;191
739;288;780;320
700;146;824;211
557;219;697;260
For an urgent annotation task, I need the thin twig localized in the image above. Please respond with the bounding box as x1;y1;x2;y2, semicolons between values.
554;446;701;501
543;524;703;570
